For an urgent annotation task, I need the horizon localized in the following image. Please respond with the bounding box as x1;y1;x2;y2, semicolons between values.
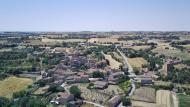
0;0;190;31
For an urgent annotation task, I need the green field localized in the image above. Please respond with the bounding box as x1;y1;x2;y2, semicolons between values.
178;94;190;107
118;80;131;94
0;76;33;98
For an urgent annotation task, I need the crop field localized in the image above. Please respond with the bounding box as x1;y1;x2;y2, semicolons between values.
42;38;86;43
24;39;59;46
78;85;110;105
178;94;190;107
132;87;156;103
132;101;161;107
152;47;190;61
174;64;188;69
124;45;151;50
107;52;123;62
0;76;33;98
88;38;119;43
102;85;124;95
103;53;122;69
132;89;178;107
128;57;148;69
81;103;95;107
156;90;175;107
33;85;49;95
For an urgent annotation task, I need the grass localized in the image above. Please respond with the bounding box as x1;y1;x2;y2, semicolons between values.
152;48;190;61
118;80;131;94
0;76;33;98
178;94;190;107
128;57;148;70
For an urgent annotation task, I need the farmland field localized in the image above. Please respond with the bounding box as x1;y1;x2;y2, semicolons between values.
81;103;96;107
103;53;122;69
77;84;110;105
174;64;188;69
178;94;190;107
33;85;49;95
128;57;148;69
124;45;151;50
152;48;190;61
0;76;33;98
42;38;86;43
88;38;118;43
132;87;156;103
156;90;175;107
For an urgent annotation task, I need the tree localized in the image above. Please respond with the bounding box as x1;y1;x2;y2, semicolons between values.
121;96;131;106
0;97;10;107
69;86;81;98
133;67;140;75
37;80;46;87
92;71;104;78
48;84;65;92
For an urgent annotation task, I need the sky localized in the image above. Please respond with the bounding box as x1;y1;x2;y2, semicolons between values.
0;0;190;31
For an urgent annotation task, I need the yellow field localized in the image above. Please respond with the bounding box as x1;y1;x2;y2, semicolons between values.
0;76;33;98
128;57;148;69
88;38;118;43
103;53;122;69
42;38;86;43
123;45;151;51
174;64;187;69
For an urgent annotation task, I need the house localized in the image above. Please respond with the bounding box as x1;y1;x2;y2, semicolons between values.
107;95;121;107
42;77;54;83
66;74;89;84
141;79;153;85
94;81;108;89
134;75;153;85
108;72;125;84
56;92;74;105
163;59;174;76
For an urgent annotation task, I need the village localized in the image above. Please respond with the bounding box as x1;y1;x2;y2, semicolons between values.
0;32;190;107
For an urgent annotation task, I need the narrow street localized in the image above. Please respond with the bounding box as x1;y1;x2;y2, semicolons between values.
117;48;136;95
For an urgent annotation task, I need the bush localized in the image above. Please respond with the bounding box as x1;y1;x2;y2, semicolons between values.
69;86;81;98
48;84;65;92
36;80;46;87
92;71;104;78
13;90;26;98
121;96;131;106
0;97;10;107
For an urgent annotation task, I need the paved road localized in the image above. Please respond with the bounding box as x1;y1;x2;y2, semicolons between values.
117;48;136;96
83;100;105;107
117;48;133;74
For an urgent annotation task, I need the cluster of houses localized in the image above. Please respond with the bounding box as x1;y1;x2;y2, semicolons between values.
38;46;161;107
38;47;131;106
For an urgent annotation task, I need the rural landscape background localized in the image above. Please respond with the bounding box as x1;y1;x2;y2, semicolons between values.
0;0;190;107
